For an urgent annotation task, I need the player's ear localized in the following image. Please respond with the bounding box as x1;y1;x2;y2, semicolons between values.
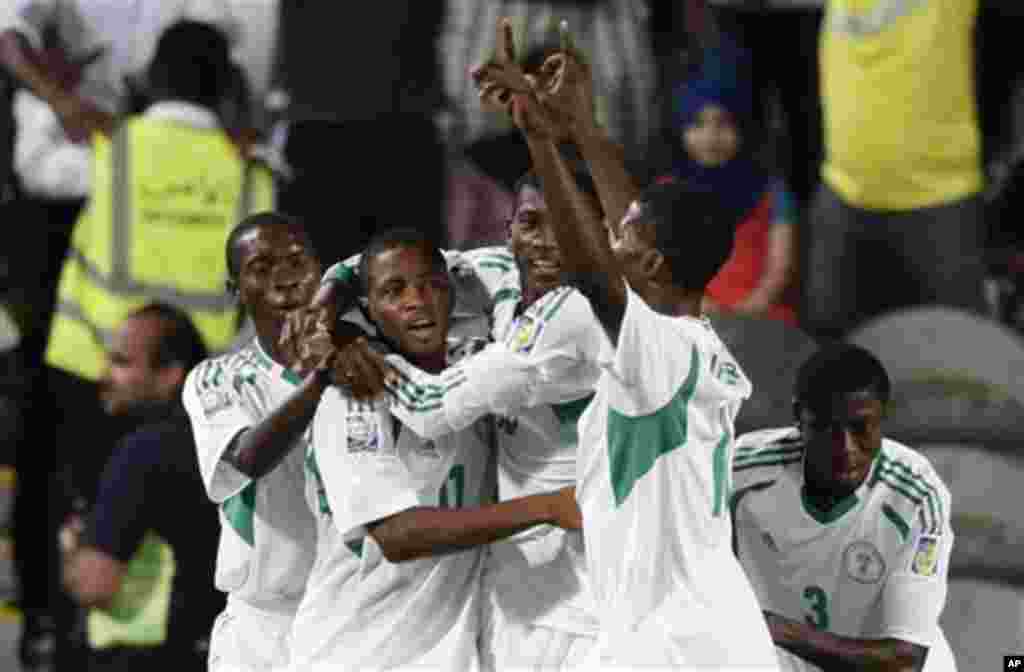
792;399;802;426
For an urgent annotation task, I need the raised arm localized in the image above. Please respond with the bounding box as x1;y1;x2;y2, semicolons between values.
0;28;113;142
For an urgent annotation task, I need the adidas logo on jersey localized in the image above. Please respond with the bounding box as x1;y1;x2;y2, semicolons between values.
761;531;777;551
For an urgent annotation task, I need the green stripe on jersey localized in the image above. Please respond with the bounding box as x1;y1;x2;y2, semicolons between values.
552;394;594;447
736;435;802;455
734;446;803;465
882;503;911;542
542;288;573;321
222;482;256;545
478;260;514;273
873;453;943;533
872;473;935;533
607;346;699;506
391;376;467;413
494;288;521;304
733;456;802;473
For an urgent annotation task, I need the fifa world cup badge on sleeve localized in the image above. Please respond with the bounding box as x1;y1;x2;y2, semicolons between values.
911;534;940;576
511;315;544;354
346;411;383;455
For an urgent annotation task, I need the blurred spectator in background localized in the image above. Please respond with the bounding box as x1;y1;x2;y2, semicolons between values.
16;20;270;671
659;43;798;325
442;0;662;190
272;1;448;263
804;0;1015;341
0;0;239;143
60;304;221;672
703;0;824;210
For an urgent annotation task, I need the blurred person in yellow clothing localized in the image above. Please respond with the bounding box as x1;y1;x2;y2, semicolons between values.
26;20;270;671
805;0;1023;340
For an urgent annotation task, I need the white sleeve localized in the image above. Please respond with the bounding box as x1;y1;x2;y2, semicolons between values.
385;342;587;441
608;283;699;415
311;390;422;543
0;0;53;49
13;92;92;199
182;363;255;504
875;490;954;647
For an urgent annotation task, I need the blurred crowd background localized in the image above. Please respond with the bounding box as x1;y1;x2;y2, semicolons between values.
0;0;1022;670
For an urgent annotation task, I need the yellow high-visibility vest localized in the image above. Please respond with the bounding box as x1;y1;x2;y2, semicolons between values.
45;116;273;381
87;532;175;649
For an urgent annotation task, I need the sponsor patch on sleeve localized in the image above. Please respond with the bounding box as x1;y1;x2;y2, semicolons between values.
911;534;941;576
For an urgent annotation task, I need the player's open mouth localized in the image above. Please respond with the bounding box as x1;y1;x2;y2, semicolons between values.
531;259;560;274
407;318;437;338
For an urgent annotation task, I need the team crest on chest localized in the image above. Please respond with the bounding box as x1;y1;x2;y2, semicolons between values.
843;540;886;584
346;411;382;454
911;535;940;577
509;314;545;354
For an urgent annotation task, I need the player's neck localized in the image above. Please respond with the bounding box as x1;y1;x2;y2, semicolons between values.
803;474;859;512
410;350;447;374
645;284;702;318
256;321;288;368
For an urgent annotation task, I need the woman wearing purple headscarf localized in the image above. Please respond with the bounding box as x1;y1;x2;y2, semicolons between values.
661;56;798;325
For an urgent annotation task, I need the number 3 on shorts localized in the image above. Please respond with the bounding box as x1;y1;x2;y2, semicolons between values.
803;585;829;630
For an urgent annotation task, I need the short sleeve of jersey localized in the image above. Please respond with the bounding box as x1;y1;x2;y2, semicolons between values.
451;246;519;302
311;389;422;544
182;361;254;503
875;476;954;648
608;282;698;415
516;289;604;405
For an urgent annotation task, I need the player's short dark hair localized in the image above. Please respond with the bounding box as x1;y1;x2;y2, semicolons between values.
226;211;308;282
359;227;447;295
628;180;736;292
147;20;232;108
795;344;892;411
129;303;208;373
512;169;603;218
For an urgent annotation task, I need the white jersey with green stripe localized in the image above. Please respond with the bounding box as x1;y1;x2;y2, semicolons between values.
731;428;957;672
575;285;777;668
391;247;606;637
287;342;491;671
182;339;317;612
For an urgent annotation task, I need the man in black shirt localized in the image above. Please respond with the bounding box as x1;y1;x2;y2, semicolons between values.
60;303;223;671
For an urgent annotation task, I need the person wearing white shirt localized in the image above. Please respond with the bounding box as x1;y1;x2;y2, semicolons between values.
0;0;239;143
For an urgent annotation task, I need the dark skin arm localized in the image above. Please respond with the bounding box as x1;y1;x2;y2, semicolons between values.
475;20;630;342
366;486;580;563
221;367;329;479
766;611;928;672
523;129;627;342
0;30;113;142
224;312;389;479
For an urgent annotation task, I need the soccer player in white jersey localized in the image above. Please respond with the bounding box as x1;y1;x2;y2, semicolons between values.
732;344;957;672
286;227;582;672
474;29;780;669
355;172;608;670
183;212;342;671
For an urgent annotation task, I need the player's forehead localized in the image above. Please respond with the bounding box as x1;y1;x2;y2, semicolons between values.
238;223;311;264
367;245;446;288
802;388;883;423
